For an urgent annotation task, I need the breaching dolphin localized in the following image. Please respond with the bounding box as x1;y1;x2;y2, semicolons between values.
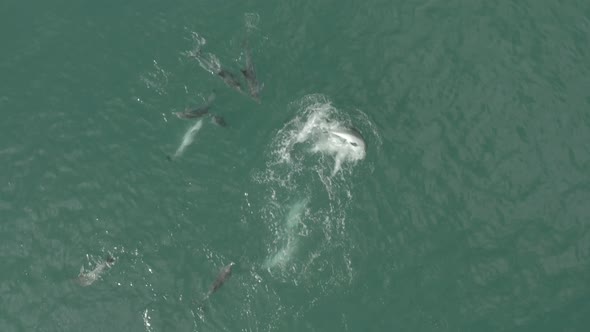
329;127;366;151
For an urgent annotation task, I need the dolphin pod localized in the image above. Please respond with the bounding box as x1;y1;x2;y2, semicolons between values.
75;15;369;325
189;22;263;103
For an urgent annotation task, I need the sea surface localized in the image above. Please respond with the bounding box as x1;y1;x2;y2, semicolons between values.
1;1;590;331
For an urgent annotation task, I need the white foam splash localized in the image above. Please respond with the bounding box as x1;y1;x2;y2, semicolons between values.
248;94;380;295
272;95;366;176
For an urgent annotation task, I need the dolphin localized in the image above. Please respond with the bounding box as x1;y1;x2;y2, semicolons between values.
206;262;235;297
189;49;244;95
217;69;245;94
194;262;235;310
329;127;366;150
174;92;216;120
167;119;204;162
240;39;263;103
75;255;115;287
211;114;227;127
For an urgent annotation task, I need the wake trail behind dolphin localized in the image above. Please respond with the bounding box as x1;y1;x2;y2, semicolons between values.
171;119;203;160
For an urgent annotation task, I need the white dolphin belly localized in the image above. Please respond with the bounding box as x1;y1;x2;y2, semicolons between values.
329;128;366;150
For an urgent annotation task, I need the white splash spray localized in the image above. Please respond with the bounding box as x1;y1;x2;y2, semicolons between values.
273;95;367;176
248;94;380;290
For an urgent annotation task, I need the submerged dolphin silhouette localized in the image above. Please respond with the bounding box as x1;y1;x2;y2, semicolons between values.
174;92;216;120
75;255;115;287
206;262;235;297
240;39;263;103
194;262;235;310
189;49;244;95
217;69;244;94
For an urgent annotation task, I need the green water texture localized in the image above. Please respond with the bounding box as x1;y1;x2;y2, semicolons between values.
2;0;590;331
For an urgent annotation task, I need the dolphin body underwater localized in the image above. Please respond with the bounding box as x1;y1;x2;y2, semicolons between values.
204;262;235;299
194;262;235;310
240;39;263;103
173;92;228;127
75;255;115;286
189;49;245;95
174;92;216;120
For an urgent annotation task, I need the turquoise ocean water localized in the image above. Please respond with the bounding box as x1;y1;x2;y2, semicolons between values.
1;1;590;331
